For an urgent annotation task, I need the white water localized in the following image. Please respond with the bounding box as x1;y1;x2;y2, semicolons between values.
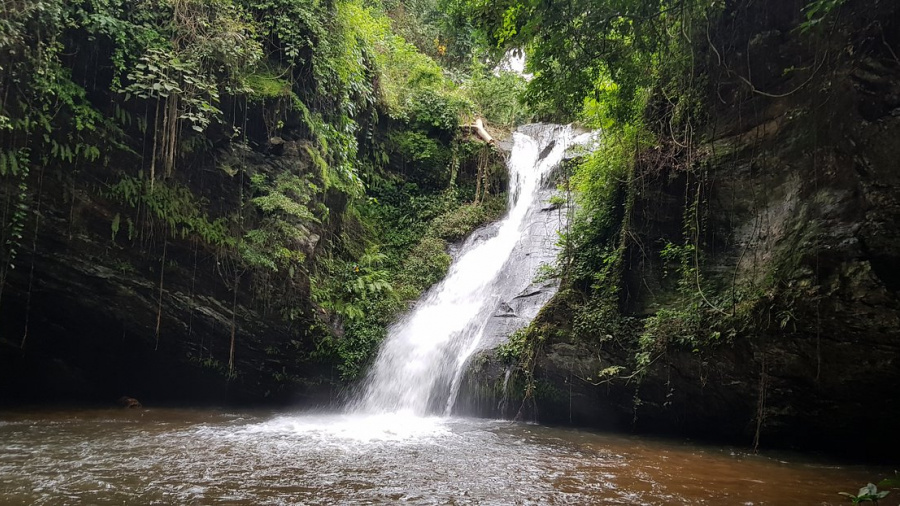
355;124;595;416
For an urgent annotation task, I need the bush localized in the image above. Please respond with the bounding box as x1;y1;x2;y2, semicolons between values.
465;67;532;127
388;129;452;190
431;196;505;241
398;236;452;295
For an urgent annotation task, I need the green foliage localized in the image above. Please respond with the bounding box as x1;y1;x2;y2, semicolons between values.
572;294;631;343
659;241;698;293
839;483;890;504
497;328;530;363
547;194;566;207
387;129;452;189
447;0;647;118
407;90;466;133
314;1;377;114
554;118;726;384
564;125;651;292
242;71;292;101
0;150;26;178
0;0;511;384
354;7;471;126
188;354;230;377
312;248;396;321
431;198;505;242
0;0;119;189
0;161;32;274
312;174;506;379
124;48;224;133
837;475;900;505
800;0;847;33
111;213;121;241
244;0;325;62
310;246;401;378
395;236;451;297
446;0;717;128
106;175;233;246
494;322;551;414
376;31;445;114
464;65;532;128
250;172;318;223
378;0;478;67
325;1;475;137
240;171;320;273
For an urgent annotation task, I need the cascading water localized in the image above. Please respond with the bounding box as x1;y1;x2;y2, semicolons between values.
354;124;595;416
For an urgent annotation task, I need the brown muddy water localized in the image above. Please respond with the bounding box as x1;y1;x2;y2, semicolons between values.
0;408;894;505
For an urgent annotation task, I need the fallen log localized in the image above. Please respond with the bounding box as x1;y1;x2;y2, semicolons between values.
462;118;495;145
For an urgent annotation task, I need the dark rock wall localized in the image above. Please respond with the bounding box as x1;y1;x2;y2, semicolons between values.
0;139;339;407
624;0;900;453
464;0;900;458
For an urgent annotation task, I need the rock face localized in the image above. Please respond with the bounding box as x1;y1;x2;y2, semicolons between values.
463;0;900;458
449;126;576;360
619;0;900;456
0;139;338;407
476;169;567;352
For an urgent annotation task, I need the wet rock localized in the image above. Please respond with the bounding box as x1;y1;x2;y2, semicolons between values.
538;141;556;161
0;130;339;408
117;396;142;409
494;302;517;318
268;136;285;155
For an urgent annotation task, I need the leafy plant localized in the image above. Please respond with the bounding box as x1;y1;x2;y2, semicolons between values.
497;328;530;363
532;262;558;284
106;175;233;246
839;483;891;504
799;0;847;33
464;64;532;127
431;197;505;241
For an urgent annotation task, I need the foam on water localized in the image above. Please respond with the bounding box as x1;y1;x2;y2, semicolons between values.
239;413;451;443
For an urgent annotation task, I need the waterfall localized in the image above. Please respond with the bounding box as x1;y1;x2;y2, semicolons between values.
354;124;594;416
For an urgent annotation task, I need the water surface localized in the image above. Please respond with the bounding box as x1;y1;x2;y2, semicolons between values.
0;408;886;505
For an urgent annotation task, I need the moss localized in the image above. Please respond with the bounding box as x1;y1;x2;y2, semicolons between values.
387;129;454;190
431;195;506;241
243;72;293;101
397;236;452;296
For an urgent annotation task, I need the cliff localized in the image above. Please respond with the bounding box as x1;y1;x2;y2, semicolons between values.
0;0;506;406
461;0;900;459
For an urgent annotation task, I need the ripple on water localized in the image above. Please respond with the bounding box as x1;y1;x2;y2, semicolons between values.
0;409;890;505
